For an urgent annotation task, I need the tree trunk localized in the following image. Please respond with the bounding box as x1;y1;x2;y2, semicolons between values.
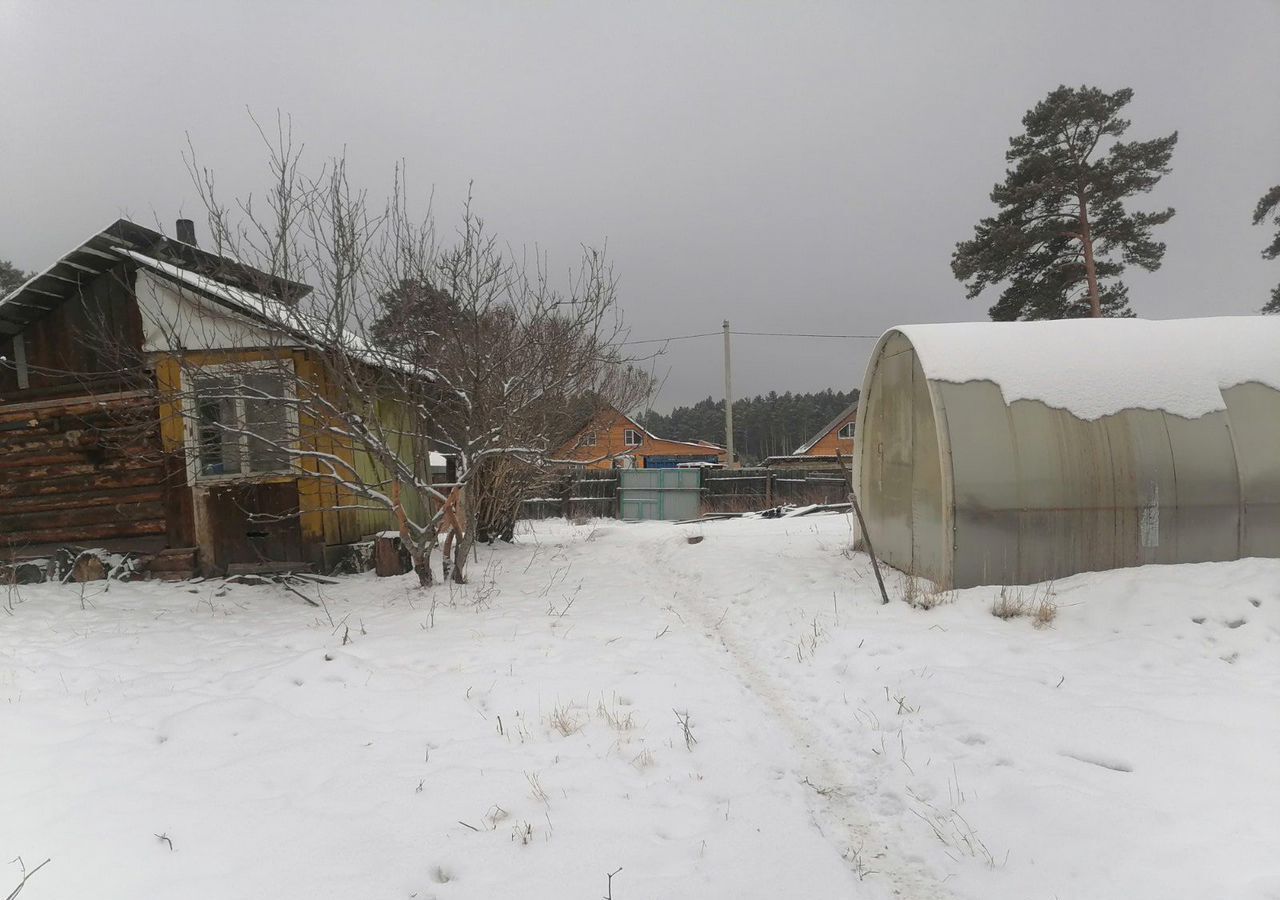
1078;192;1103;318
412;547;433;587
393;478;433;587
451;501;477;584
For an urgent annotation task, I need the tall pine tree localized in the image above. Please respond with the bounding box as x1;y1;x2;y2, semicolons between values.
952;86;1177;320
1252;184;1280;314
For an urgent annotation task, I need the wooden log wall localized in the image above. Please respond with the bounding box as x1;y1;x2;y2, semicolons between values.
0;390;172;547
0;260;145;399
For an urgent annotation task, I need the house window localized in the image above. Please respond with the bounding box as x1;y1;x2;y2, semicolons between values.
624;428;642;447
838;422;855;439
188;363;295;479
582;432;598;447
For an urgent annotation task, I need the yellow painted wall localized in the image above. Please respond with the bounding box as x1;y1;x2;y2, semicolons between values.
154;348;423;554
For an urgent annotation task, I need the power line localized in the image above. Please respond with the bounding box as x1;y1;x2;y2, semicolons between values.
623;329;880;345
622;331;721;345
732;330;880;339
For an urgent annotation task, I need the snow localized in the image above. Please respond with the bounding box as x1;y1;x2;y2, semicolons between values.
2;517;1278;899
896;317;1280;420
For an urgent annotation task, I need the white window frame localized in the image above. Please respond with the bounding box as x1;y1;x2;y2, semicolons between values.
838;422;855;439
582;432;598;447
181;358;300;484
624;428;642;447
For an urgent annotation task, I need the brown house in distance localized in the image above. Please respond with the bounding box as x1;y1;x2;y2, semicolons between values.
553;404;727;469
763;400;857;470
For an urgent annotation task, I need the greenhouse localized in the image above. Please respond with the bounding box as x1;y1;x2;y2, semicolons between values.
853;317;1280;588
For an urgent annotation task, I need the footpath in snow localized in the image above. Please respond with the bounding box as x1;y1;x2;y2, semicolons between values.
2;516;1278;899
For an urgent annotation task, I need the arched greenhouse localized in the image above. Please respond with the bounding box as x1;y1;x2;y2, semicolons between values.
852;317;1280;589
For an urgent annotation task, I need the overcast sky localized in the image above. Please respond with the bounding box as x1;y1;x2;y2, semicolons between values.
2;0;1277;411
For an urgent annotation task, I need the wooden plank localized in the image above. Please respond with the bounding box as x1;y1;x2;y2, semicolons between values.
0;389;154;421
0;454;170;482
0;500;166;533
153;357;187;452
0;442;163;470
0;486;165;514
9;519;166;546
0;470;167;501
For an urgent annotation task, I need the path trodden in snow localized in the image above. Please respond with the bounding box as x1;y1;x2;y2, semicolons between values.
2;517;1277;899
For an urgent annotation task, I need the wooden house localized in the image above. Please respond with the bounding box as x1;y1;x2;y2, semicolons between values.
763;400;857;470
0;218;426;577
553;405;726;470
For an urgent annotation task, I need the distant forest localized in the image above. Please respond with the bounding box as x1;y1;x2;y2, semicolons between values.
638;389;858;465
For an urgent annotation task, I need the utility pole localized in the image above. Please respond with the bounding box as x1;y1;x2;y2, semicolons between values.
722;319;735;468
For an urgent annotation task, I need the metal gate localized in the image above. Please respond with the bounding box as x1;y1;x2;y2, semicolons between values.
618;469;701;521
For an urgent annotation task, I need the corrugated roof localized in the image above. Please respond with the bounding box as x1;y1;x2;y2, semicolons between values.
0;219;309;336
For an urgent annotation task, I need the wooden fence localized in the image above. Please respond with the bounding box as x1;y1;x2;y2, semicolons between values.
520;467;850;520
520;473;620;520
701;468;849;514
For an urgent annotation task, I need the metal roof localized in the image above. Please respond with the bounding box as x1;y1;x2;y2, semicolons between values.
0;219;310;336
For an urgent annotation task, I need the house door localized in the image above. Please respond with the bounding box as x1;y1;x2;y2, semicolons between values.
204;480;305;572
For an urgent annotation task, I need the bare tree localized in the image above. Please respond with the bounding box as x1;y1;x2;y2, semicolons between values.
160;115;650;584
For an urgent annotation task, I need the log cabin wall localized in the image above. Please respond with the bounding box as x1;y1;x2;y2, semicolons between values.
0;390;171;549
0;261;147;398
0;264;186;554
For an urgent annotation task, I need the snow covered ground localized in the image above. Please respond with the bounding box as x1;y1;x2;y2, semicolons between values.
2;516;1278;899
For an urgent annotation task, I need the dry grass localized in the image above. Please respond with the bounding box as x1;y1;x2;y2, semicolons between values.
992;583;1057;628
596;694;636;731
902;575;955;610
1031;595;1058;628
991;586;1027;620
547;702;586;736
525;771;550;807
630;748;656;770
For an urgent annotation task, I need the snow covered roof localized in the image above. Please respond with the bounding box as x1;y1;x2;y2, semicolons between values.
792;400;859;455
0;219;309;336
895;316;1280;421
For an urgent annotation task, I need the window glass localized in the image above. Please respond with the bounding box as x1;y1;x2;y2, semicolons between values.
191;368;292;477
244;372;291;473
624;429;642;446
195;376;240;475
838;422;856;439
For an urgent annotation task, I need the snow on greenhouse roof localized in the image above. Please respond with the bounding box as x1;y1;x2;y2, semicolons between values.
894;316;1280;421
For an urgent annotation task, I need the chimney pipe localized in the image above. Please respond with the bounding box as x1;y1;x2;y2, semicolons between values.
175;218;197;246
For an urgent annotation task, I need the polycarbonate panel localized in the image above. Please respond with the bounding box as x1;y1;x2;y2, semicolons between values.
1163;411;1240;562
1007;400;1116;584
933;380;1019;588
1222;383;1280;557
1102;408;1180;569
